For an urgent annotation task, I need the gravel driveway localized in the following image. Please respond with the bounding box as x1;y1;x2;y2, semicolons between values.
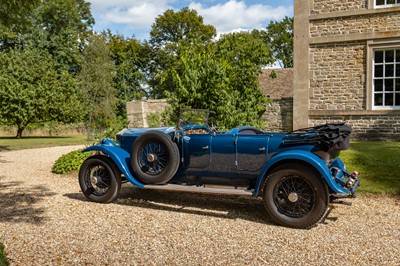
0;146;399;265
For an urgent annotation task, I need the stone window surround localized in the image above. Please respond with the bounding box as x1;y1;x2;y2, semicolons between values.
366;39;400;110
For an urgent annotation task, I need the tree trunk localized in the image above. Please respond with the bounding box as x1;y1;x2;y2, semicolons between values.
16;126;25;138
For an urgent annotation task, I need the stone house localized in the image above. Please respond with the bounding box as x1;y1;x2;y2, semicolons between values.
294;0;400;140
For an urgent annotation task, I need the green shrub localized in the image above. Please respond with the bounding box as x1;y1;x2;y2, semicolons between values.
147;113;161;128
0;242;8;266
52;149;90;174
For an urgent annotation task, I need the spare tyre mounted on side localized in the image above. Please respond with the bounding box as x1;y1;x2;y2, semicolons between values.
130;130;180;184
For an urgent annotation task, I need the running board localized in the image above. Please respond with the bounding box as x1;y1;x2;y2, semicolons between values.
143;184;253;196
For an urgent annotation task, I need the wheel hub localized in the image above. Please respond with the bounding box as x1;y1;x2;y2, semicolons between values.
288;192;299;203
147;153;156;162
91;175;99;185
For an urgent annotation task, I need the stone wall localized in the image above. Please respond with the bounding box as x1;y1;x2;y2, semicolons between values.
260;69;294;131
309;42;366;111
262;98;293;132
310;12;400;38
126;99;169;128
311;0;367;14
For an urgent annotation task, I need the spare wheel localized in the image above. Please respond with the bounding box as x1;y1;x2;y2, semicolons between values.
130;130;180;184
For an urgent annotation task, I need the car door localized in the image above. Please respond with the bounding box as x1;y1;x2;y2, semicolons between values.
236;134;269;171
184;134;212;168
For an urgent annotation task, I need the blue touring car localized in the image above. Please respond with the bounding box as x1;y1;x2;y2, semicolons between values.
79;109;359;228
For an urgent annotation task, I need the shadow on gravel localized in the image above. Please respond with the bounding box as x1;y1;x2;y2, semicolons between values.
0;146;10;152
0;176;55;224
65;185;275;225
0;154;11;163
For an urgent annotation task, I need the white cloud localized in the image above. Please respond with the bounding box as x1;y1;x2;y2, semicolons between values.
189;0;292;33
87;0;293;39
88;0;175;29
89;0;175;10
103;4;168;29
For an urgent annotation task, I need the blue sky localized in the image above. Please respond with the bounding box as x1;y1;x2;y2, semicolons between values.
87;0;293;40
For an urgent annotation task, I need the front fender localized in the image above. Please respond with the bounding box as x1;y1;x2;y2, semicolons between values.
83;140;145;188
253;150;349;197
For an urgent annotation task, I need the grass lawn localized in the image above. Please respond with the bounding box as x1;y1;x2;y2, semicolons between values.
340;141;400;195
0;135;93;151
0;242;8;266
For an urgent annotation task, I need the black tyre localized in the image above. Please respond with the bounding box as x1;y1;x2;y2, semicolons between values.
262;164;328;229
130;130;180;184
78;155;121;203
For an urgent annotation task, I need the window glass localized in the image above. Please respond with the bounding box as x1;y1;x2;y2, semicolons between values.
385;93;394;105
385;64;394;77
374;65;383;77
375;50;384;63
385;79;394;91
374;79;383;91
373;48;400;108
395;94;400;105
385;50;395;62
375;0;400;6
374;94;383;106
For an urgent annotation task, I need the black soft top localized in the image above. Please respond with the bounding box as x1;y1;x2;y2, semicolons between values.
283;123;352;150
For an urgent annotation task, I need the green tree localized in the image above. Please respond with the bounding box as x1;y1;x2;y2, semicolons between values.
164;33;272;130
0;0;40;51
105;31;147;118
262;16;293;68
150;7;216;51
215;31;273;123
31;0;94;73
0;48;82;138
79;34;117;139
148;7;216;98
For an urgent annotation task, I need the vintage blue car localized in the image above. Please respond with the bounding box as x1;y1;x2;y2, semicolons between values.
78;109;359;228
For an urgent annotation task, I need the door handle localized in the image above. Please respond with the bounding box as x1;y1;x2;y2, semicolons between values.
202;145;209;150
258;147;265;151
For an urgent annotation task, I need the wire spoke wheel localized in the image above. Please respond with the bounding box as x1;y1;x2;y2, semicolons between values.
274;176;315;218
78;156;122;203
131;131;180;184
85;165;111;196
263;164;328;229
137;141;168;175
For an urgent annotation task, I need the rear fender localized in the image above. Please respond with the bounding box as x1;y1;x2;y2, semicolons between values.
83;142;145;188
253;150;349;197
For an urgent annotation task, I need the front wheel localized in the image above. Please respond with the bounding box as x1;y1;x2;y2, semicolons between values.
263;165;328;229
78;155;121;203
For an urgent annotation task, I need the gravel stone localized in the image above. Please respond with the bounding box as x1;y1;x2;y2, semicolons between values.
0;146;399;265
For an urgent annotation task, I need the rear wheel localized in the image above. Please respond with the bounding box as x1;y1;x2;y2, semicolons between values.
263;164;328;228
78;155;121;203
130;131;180;184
